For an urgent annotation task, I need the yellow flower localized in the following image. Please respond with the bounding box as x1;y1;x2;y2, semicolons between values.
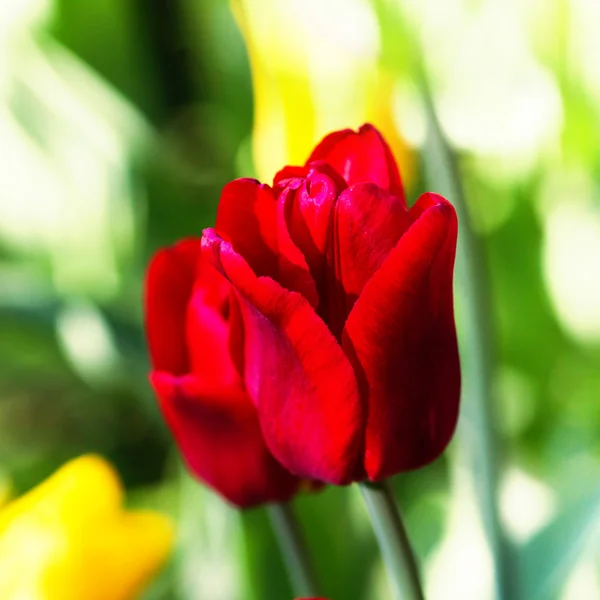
232;0;414;186
0;473;10;508
0;455;174;600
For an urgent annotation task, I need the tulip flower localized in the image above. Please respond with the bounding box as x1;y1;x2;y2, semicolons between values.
0;455;173;600
203;124;460;485
145;245;301;507
232;0;414;186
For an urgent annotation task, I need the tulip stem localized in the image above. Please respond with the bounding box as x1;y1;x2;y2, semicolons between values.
419;73;514;600
359;481;425;600
268;503;319;597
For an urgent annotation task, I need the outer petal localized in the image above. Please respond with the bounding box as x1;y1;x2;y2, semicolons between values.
306;124;405;201
145;238;201;375
325;183;412;338
202;229;363;484
342;193;460;480
151;372;299;507
215;178;278;278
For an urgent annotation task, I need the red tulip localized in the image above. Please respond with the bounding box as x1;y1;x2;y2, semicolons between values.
145;240;300;507
202;124;460;485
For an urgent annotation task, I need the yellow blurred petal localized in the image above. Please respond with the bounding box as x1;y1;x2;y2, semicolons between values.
0;474;11;509
0;456;174;600
33;512;174;600
233;0;316;180
0;455;122;534
366;71;415;191
81;512;175;600
232;0;414;189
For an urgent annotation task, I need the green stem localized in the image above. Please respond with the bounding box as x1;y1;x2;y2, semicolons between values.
359;481;425;600
268;503;319;598
419;74;514;600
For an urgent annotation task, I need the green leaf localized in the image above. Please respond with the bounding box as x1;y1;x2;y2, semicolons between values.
518;484;600;600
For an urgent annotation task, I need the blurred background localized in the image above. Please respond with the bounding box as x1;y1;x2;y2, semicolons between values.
1;0;600;598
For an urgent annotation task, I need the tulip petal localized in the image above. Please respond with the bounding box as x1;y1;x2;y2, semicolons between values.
342;194;460;480
275;182;320;307
272;165;309;190
218;177;319;306
326;183;412;338
186;262;242;388
306;124;405;201
273;161;347;196
202;229;363;484
151;372;299;507
276;172;342;308
145;239;201;375
215;178;278;278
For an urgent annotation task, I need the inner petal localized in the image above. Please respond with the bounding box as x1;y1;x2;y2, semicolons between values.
286;169;338;285
324;183;412;339
186;264;244;393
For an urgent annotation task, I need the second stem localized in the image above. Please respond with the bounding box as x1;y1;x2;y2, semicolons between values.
268;502;319;598
359;481;425;600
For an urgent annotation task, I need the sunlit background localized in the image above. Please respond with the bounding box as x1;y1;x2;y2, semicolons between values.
1;0;600;598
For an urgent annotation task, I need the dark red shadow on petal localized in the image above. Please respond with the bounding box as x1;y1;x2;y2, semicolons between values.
185;260;244;390
152;372;300;507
